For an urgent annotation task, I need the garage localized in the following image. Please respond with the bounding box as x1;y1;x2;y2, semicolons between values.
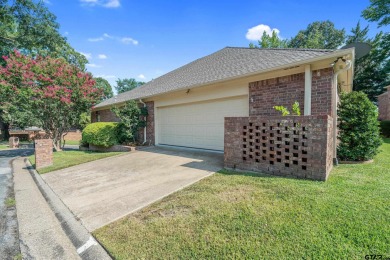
157;96;248;151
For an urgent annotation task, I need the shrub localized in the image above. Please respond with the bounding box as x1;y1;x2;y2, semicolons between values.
82;122;119;147
111;100;147;144
380;120;390;137
337;91;382;161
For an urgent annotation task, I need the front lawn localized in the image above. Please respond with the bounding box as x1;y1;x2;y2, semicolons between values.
0;142;8;150
29;150;124;174
94;139;390;259
63;140;81;145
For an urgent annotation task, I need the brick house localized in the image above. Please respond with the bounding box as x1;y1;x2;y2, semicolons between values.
92;47;355;180
378;86;390;121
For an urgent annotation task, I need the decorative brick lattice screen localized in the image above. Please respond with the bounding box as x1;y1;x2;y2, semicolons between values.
225;115;333;181
35;139;53;169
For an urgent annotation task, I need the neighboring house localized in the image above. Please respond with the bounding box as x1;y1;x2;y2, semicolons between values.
92;47;355;180
378;86;390;121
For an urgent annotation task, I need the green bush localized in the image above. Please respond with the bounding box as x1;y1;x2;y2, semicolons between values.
82;122;119;147
337;91;382;161
380;120;390;137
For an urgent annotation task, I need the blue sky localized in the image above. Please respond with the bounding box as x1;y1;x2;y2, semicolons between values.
45;0;379;90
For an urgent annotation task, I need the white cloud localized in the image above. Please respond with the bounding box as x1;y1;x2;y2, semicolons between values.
88;33;138;45
43;0;51;4
88;37;104;42
80;0;120;8
121;37;138;45
80;52;92;59
103;0;120;8
64;31;69;36
96;74;116;79
138;74;146;80
86;63;102;68
98;54;108;59
246;24;280;41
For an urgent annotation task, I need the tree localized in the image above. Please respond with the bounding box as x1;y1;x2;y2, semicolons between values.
289;21;345;49
337;91;382;161
0;51;102;151
362;0;390;27
115;78;145;94
94;77;113;100
249;31;289;48
0;0;87;69
346;22;390;101
111;100;147;144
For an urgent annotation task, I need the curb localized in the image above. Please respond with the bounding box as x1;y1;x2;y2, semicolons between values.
24;158;112;260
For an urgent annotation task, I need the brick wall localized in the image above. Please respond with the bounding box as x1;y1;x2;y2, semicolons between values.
63;130;82;141
138;101;155;145
91;109;119;123
91;101;155;145
249;68;334;117
378;90;390;120
34;139;53;169
224;115;333;181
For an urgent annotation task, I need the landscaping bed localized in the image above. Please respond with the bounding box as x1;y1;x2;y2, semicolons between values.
29;150;124;174
94;139;390;259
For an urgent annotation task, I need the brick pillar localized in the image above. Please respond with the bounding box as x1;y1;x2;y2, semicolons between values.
35;139;53;169
9;137;19;149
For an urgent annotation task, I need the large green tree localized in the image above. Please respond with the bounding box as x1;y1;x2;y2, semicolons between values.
362;0;390;27
289;21;345;49
115;78;145;94
0;0;87;69
94;77;114;100
249;31;289;49
346;22;390;101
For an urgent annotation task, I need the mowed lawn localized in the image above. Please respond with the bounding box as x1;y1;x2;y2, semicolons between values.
29;150;124;174
94;139;390;259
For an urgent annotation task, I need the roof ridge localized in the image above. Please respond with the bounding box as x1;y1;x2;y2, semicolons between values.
225;46;335;52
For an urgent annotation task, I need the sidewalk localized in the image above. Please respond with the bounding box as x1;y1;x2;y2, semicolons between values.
13;157;81;259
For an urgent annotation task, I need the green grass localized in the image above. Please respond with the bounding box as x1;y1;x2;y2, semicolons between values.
94;139;390;259
63;140;81;145
5;197;16;207
29;150;124;174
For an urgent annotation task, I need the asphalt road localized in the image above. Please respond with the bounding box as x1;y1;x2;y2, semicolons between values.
0;149;33;260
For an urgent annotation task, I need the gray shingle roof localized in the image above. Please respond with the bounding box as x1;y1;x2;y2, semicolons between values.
94;47;338;108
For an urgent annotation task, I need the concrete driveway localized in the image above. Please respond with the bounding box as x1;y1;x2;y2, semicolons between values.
42;146;223;231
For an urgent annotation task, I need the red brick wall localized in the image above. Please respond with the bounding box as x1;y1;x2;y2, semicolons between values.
378;91;390;120
91;101;155;145
249;68;334;117
138;101;155;145
91;109;119;123
34;139;53;169
224;115;333;181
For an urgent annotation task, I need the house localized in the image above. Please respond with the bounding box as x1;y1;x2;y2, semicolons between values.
378;86;390;120
92;47;355;180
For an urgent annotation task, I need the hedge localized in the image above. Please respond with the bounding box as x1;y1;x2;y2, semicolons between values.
380;120;390;137
82;122;119;147
337;91;382;161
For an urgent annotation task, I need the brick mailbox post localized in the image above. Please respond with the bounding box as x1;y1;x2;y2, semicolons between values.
35;139;53;169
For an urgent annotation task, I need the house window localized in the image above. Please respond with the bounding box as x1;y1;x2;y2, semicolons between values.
96;111;101;122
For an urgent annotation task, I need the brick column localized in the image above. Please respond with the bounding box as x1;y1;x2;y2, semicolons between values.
9;137;19;149
35;139;53;169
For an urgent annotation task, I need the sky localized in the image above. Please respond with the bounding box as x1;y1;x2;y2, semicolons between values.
44;0;381;91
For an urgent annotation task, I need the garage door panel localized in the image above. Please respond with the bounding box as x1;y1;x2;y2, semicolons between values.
158;97;248;150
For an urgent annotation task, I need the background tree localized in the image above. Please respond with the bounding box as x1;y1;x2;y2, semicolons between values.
0;51;102;151
346;22;390;101
249;31;289;48
94;77;114;100
289;20;345;49
0;0;87;69
115;78;145;94
362;0;390;27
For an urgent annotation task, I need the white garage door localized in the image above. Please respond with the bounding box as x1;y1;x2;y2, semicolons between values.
157;96;248;151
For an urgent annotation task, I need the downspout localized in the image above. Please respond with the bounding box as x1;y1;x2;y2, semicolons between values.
332;59;352;166
139;99;147;145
